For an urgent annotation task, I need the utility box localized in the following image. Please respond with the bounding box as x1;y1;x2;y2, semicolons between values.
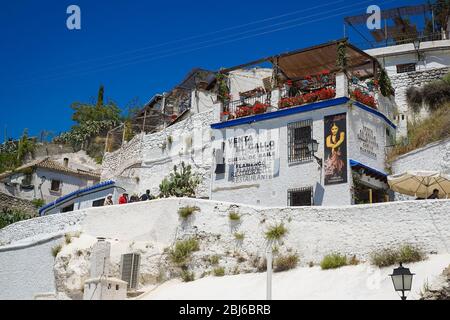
120;253;141;290
90;237;111;278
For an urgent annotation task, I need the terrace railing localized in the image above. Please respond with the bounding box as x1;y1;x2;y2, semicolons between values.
348;77;378;110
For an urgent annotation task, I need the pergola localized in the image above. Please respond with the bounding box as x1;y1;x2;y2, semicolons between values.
220;39;379;83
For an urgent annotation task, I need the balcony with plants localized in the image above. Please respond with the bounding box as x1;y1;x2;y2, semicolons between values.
215;40;396;123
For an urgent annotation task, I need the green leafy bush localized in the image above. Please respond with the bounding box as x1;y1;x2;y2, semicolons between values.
159;162;201;198
274;254;299;272
213;267;225;277
31;198;45;209
320;253;348;270
370;245;426;267
228;212;241;221
234;232;245;241
64;234;72;245
178;206;200;219
170;238;200;264
52;244;62;258
265;223;288;241
0;209;32;229
209;255;220;265
181;270;195;282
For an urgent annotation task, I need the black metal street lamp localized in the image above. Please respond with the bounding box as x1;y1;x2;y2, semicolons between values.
413;40;424;61
308;139;323;167
389;263;415;300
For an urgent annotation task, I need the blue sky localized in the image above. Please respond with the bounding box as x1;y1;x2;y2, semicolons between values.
0;0;427;140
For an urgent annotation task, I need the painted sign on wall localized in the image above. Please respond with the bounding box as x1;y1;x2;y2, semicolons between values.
226;130;280;183
324;113;348;185
357;126;379;159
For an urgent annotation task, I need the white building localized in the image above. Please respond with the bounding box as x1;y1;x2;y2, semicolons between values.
210;41;396;207
365;40;450;137
0;157;100;205
38;180;123;216
101;40;397;207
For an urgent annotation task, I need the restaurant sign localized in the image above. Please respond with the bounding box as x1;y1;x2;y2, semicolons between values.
226;130;280;183
357;126;379;159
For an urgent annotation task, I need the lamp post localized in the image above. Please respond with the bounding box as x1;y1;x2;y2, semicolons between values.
413;40;423;61
308;139;323;167
389;263;415;300
266;245;272;301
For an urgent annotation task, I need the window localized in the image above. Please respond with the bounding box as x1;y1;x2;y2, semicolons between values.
396;63;416;74
92;199;105;207
61;203;74;213
50;180;61;192
288;187;313;207
288;120;313;163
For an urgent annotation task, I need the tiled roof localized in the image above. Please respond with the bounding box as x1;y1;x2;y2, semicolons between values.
0;157;100;180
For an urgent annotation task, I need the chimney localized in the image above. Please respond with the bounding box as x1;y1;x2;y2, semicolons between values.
63;158;69;168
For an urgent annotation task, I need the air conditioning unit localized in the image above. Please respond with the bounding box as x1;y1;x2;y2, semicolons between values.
119;253;141;290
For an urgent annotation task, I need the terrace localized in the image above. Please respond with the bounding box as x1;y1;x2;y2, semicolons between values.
216;40;396;123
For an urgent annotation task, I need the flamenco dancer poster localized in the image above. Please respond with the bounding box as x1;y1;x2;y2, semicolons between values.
324;113;348;185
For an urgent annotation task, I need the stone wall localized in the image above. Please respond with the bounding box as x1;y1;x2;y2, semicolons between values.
0;192;37;217
390;67;450;137
101;133;144;180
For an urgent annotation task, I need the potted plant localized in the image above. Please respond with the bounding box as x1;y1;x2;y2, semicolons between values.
221;111;230;121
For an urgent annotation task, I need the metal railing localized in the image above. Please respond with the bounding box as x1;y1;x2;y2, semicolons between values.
223;92;272;118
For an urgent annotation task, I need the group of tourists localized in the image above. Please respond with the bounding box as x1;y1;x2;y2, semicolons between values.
103;190;154;206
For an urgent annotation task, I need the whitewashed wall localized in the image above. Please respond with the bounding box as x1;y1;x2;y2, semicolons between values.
0;236;63;300
392;138;450;175
211;103;393;207
0;198;449;299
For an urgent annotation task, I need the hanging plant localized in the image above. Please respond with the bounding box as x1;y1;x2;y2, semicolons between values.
216;73;231;102
336;42;348;71
378;68;395;97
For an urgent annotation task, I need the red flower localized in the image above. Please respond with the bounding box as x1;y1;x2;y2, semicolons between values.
352;89;377;109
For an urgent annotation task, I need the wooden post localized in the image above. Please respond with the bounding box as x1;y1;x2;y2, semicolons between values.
104;132;110;153
142;110;147;133
385;194;390;203
369;189;373;204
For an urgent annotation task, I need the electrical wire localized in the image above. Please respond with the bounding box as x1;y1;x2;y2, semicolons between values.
16;0;400;86
20;0;350;78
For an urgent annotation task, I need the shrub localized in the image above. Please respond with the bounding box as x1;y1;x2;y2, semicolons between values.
406;86;423;113
52;244;62;258
209;255;220;266
64;234;72;245
159;162;201;198
31;198;45;209
181;270;195;282
265;223;288;241
170;238;200;264
234;232;245;241
274;254;299;272
370;245;426;267
0;209;31;229
213;267;225;277
422;81;450;112
387;106;450;161
320;253;348;270
178;206;200;219
76;250;83;257
348;255;360;266
398;245;426;264
228;212;241;221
